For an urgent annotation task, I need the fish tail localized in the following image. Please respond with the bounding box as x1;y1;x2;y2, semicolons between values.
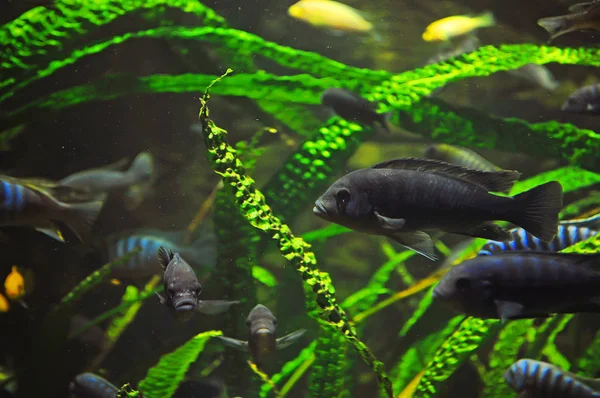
537;15;573;41
60;197;105;241
127;152;154;181
378;111;393;134
477;11;496;28
509;181;563;242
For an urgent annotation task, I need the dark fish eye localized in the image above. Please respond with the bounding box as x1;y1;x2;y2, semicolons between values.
167;288;176;297
455;278;471;293
336;188;351;211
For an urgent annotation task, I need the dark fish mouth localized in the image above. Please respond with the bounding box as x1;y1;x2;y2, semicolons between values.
255;327;272;335
313;201;328;217
175;298;197;311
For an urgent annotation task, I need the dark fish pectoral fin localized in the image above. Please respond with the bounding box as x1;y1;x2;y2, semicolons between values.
196;300;239;315
495;300;551;323
157;246;174;269
156;292;167;305
374;211;406;230
458;222;511;241
275;329;307;350
216;336;249;352
35;226;65;242
389;231;437;261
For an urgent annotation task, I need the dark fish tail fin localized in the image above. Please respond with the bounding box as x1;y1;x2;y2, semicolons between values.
537;16;574;41
509;181;563;242
157;246;174;269
60;197;105;241
378;111;393;134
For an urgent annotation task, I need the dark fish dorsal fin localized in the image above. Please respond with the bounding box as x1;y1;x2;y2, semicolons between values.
370;157;520;193
157;246;175;269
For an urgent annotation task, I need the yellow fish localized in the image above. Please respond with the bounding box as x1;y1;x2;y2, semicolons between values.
4;266;33;304
422;12;495;42
288;0;373;33
0;293;9;313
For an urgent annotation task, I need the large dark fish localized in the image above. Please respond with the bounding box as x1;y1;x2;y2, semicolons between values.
216;304;306;365
424;144;501;172
505;359;600;398
69;372;118;398
156;246;238;321
107;226;216;280
479;214;599;255
320;88;392;133
562;84;600;115
0;176;104;242
313;158;562;260
432;251;600;323
538;1;600;41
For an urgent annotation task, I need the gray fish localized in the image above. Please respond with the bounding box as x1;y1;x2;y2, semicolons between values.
69;372;118;398
538;1;600;41
0;176;104;242
320;88;392;133
68;315;107;351
432;251;600;323
156;246;238;321
508;64;560;91
425;34;481;65
562;84;600;115
505;359;600;398
312;158;562;260
424;144;502;172
479;214;600;255
58;152;154;195
216;304;306;365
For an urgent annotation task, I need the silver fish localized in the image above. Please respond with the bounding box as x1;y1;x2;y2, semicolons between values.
433;251;600;323
562;84;600;115
313;158;562;260
156;246;238;321
216;304;306;365
508;64;560;91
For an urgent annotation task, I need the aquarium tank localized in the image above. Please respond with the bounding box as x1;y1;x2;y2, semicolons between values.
1;0;600;397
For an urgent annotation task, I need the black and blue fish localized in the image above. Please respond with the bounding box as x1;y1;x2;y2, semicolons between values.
69;373;118;398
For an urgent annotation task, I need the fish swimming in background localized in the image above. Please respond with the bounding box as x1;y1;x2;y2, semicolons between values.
425;34;481;65
422;12;495;42
433;251;600;322
538;1;600;41
313;158;562;260
0;176;104;242
107;227;216;280
505;359;600;398
58;152;154;203
479;214;600;255
288;0;373;34
156;246;238;321
424;144;502;172
3;266;33;309
69;372;118;398
68;315;108;351
321;88;392;133
0;293;9;313
561;84;600;115
216;304;306;365
507;64;560;91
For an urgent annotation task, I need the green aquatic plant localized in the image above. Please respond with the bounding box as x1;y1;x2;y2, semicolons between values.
138;330;223;398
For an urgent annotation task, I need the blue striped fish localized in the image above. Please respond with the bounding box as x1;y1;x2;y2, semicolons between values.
107;227;216;279
0;177;104;242
479;214;600;256
69;372;118;398
505;359;600;398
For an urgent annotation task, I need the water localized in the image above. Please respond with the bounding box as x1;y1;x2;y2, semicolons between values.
0;1;599;397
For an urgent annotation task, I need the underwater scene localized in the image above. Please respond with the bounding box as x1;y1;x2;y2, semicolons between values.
1;0;600;397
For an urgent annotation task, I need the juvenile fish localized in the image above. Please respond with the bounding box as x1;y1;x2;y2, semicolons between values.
422;12;495;42
424;144;502;172
562;84;600;115
0;176;104;242
288;0;373;34
432;251;600;322
156;246;238;321
321;88;392;133
107;227;216;280
538;1;600;41
508;64;560;91
479;214;599;255
69;372;118;398
505;359;600;398
313;158;562;260
217;304;306;365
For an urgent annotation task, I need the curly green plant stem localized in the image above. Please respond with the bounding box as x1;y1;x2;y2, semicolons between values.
200;89;393;397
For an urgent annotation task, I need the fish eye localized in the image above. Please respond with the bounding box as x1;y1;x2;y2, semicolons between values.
336;188;351;211
455;278;471;293
167;288;176;297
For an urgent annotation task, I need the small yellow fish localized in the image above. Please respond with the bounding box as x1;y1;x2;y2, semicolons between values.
0;293;9;313
288;0;373;33
422;12;495;42
4;266;25;300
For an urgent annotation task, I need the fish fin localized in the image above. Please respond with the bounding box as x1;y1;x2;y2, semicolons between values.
389;231;437;261
216;336;249;352
374;211;406;230
157;246;174;269
378;111;393;134
459;222;511;241
509;181;563;242
560;213;600;229
34;226;65;242
17;299;28;309
370;158;520;193
156;292;166;305
275;329;307;350
182;222;217;269
60;196;106;241
495;300;551;323
537;15;575;41
568;1;598;13
476;11;496;28
127;152;154;182
196;300;239;315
